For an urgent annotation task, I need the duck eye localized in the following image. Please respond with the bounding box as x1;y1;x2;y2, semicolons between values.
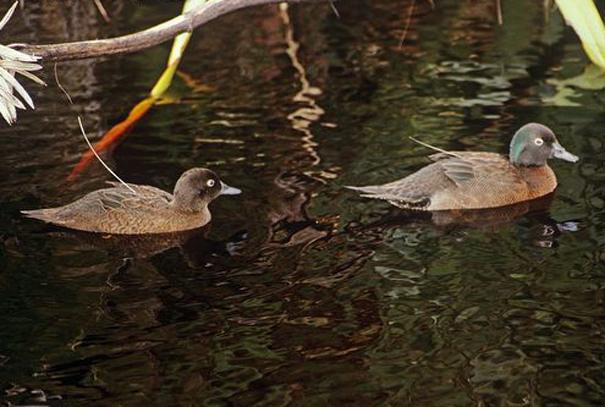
206;179;216;187
534;138;544;146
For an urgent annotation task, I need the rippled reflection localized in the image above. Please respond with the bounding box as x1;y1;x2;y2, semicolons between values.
1;0;604;406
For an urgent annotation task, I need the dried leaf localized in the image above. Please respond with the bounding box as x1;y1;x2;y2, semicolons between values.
0;0;45;124
0;2;17;32
0;67;35;108
0;44;39;62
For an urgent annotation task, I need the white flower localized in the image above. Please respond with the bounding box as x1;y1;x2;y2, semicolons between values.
0;1;46;125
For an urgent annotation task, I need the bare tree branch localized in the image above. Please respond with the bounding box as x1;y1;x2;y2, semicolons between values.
14;0;336;62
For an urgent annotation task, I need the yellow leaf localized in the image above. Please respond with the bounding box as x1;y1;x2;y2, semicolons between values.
151;61;181;98
151;0;207;97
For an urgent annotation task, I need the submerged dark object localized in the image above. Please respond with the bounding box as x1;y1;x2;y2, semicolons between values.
21;168;241;234
347;123;578;211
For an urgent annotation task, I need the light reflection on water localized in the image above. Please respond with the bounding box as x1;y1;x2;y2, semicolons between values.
1;0;605;406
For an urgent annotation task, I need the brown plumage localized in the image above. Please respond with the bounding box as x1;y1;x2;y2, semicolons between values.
21;168;241;234
347;123;578;211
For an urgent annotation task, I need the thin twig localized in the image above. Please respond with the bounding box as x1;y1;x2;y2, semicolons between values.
398;0;416;49
54;63;73;104
409;136;462;158
77;117;138;195
93;0;110;23
496;0;503;25
329;1;340;18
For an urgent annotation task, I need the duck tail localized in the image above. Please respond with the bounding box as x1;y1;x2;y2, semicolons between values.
345;184;399;201
21;208;60;223
345;185;430;210
344;184;388;197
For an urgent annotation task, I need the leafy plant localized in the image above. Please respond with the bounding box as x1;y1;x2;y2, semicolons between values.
0;2;46;125
556;0;605;70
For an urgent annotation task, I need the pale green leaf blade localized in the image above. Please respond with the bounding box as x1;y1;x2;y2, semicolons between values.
556;0;605;69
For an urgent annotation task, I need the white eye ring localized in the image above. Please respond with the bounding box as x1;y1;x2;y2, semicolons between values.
534;138;544;146
206;179;216;187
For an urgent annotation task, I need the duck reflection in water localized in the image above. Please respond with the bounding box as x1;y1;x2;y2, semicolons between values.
348;192;579;248
49;225;248;269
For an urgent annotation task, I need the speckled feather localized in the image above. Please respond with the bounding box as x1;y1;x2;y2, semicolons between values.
348;152;557;211
21;168;240;234
347;123;578;211
22;184;209;234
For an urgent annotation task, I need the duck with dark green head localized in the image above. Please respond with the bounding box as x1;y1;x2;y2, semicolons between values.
347;123;578;211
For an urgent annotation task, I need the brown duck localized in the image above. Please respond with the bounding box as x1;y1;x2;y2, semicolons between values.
22;168;241;234
346;123;578;210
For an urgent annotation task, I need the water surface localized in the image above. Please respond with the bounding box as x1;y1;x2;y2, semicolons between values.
1;1;605;405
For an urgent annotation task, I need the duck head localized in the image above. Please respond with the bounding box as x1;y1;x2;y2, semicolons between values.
509;123;578;167
172;168;241;213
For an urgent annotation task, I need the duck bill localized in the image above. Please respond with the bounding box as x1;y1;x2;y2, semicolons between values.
220;181;242;195
552;142;579;163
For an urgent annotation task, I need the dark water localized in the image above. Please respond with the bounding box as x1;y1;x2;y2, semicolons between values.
1;0;605;405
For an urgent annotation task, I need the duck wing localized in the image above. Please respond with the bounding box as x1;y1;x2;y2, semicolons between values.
439;158;475;185
99;184;172;212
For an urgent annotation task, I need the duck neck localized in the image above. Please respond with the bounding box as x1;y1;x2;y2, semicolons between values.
510;151;547;167
513;161;544;168
170;195;208;214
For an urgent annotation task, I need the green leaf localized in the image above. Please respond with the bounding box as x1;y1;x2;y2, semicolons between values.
556;0;605;70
